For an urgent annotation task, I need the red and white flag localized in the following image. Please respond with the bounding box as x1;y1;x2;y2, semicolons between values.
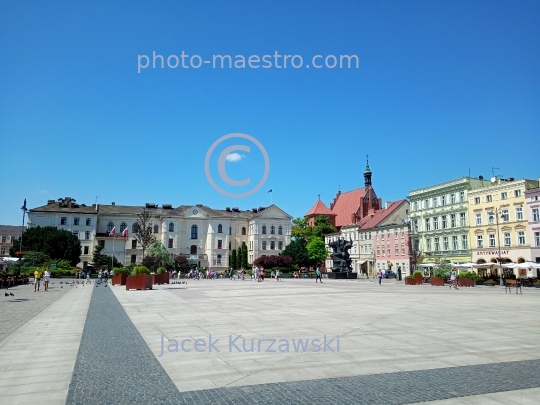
109;227;116;236
122;228;128;238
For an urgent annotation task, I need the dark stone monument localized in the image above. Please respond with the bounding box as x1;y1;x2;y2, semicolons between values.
327;237;357;279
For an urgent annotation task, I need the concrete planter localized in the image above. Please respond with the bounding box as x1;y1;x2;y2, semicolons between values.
414;275;423;284
112;274;127;286
405;277;420;285
152;273;170;285
430;277;445;286
126;274;153;291
458;278;475;287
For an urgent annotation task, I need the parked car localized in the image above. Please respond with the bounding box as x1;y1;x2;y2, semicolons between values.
384;270;397;279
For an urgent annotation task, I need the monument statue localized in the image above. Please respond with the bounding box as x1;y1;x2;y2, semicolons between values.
328;237;353;272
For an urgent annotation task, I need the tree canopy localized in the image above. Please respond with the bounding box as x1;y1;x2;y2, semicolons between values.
281;237;309;267
291;215;336;242
10;226;81;266
306;237;329;266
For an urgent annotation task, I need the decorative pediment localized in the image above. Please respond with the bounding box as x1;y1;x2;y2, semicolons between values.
183;207;207;218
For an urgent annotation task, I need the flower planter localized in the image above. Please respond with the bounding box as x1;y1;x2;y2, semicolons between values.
152;273;170;285
405;278;420;285
126;274;153;290
414;275;423;284
430;277;445;286
535;285;540;288
112;273;127;286
458;278;475;287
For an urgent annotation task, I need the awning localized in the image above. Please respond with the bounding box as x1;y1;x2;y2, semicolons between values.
417;263;438;268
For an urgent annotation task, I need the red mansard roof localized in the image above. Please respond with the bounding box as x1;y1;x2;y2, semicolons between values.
306;200;336;216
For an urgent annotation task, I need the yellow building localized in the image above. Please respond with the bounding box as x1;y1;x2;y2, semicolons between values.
467;177;539;273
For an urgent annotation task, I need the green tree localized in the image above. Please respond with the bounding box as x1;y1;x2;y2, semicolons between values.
312;215;337;239
171;255;189;272
307;237;329;267
230;249;237;269
291;215;337;242
92;240;108;269
281;237;309;267
22;251;50;267
241;242;248;268
147;240;173;268
10;226;81;266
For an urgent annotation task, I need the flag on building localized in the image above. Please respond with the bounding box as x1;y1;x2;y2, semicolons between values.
268;189;272;193
109;227;116;236
122;228;128;238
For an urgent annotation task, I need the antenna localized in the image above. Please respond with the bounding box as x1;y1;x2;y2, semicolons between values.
94;196;99;205
492;167;500;177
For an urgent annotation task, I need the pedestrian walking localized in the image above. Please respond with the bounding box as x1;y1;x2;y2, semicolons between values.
315;267;323;283
43;268;51;291
34;268;42;292
450;268;458;289
276;269;281;281
377;269;382;286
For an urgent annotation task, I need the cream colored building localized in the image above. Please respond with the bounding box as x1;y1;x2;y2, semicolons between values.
467;177;539;267
28;197;291;269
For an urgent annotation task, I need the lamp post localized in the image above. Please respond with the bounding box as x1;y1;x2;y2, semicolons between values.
489;209;505;286
18;199;28;276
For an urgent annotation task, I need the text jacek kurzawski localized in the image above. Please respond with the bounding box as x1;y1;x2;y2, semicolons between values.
157;335;340;356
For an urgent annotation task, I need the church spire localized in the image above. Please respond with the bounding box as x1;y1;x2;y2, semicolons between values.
364;154;372;187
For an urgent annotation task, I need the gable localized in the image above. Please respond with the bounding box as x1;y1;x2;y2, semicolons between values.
183;206;207;218
253;205;292;220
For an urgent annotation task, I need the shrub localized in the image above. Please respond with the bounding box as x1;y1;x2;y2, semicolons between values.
406;275;415;279
114;267;132;276
156;267;167;274
412;271;423;277
133;265;150;275
458;271;479;281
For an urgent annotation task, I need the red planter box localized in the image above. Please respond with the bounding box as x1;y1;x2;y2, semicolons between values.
405;278;420;285
414;275;423;284
126;274;153;290
458;278;475;287
112;274;127;286
430;277;445;286
152;273;170;285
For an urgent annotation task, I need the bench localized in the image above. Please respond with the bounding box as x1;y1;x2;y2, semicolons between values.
505;279;522;294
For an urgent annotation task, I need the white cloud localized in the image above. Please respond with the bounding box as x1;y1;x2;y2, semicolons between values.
225;152;245;162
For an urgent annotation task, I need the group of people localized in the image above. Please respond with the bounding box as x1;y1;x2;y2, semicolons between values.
33;267;51;292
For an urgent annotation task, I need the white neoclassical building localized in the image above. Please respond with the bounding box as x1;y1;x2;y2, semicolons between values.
27;197;292;269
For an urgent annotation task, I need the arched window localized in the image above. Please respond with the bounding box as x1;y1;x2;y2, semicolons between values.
153;224;159;233
217;254;222;264
120;222;127;232
218;224;223;233
190;245;197;255
132;223;139;233
107;222;114;232
242;227;246;235
262;225;267;234
191;224;198;239
270;225;275;234
169;222;174;232
278;226;283;235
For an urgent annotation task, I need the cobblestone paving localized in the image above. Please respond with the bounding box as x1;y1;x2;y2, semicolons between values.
0;279;75;343
66;283;540;404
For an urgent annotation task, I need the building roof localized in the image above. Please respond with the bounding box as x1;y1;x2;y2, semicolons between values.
331;188;366;228
306;200;335;217
359;199;408;230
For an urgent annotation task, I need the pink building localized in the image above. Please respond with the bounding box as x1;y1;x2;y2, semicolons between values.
372;222;411;277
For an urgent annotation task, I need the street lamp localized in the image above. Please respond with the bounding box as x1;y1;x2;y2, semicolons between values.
488;209;506;286
18;199;28;276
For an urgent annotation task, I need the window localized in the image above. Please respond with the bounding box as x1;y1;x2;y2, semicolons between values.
460;213;466;227
452;236;458;250
262;241;267;250
476;235;483;248
488;211;495;224
462;235;468;249
501;192;508;200
401;243;405;255
169;222;174;232
271;226;275;234
190;245;197;255
262;225;267;234
441;196;446;206
515;189;521;197
424;199;430;209
217;254;222;264
278;226;283;235
131;239;137;249
395;244;399;255
83;246;89;255
395;230;398;239
401;229;405;239
426;238;432;251
451;214;456;228
517;231;525;245
120;222;127;232
74;217;80;226
475;213;482;225
433;217;439;230
377;247;380;256
413;201;418;211
218;224;223;233
72;231;79;238
132;223;139;233
242;227;246;235
168;238;174;248
271;241;275;250
489;234;495;248
474;197;480;204
381;232;385;240
434;237;440;251
450;193;456;204
153;224;159;233
217;239;222;249
442;215;447;229
433;197;438;207
516;207;523;220
501;209;509;222
106;222;114;232
443;237;449;251
382;245;385;256
86;218;91;226
229;241;231;250
85;231;90;240
131;255;136;264
61;217;67;225
535;232;540;247
460;191;465;202
486;195;492;202
1;236;7;243
1;247;6;255
191;225;198;239
425;218;431;231
533;208;539;222
504;232;511;246
413;220;418;233
229;227;231;235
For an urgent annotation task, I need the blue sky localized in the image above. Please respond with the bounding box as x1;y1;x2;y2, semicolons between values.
1;1;539;225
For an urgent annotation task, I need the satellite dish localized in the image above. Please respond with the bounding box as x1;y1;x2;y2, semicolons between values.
490;176;497;183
